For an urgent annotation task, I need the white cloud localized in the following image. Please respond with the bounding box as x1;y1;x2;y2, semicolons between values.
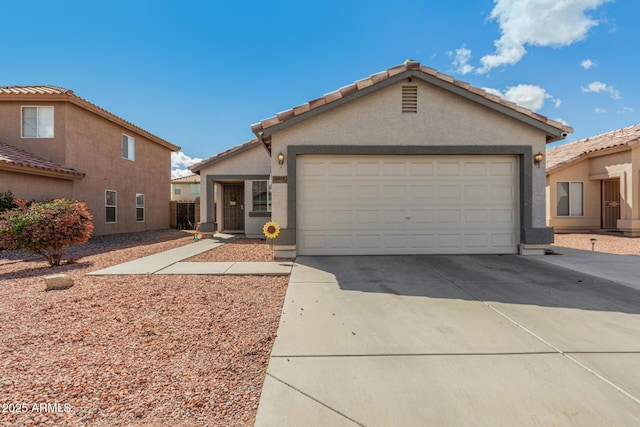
171;151;203;180
580;59;596;69
171;151;203;169
448;46;474;75
553;117;570;126
478;0;611;73
581;81;621;99
619;106;634;114
171;168;196;180
594;107;607;113
483;84;558;111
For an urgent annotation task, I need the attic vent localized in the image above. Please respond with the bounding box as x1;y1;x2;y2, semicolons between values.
402;85;418;113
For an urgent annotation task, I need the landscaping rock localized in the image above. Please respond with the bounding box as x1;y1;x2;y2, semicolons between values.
43;274;75;291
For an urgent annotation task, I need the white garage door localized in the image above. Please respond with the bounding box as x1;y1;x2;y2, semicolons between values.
297;155;519;255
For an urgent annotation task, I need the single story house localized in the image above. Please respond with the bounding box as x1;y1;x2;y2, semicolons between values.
0;85;179;236
546;124;640;236
194;60;572;257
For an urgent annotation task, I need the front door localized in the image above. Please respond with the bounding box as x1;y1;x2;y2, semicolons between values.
223;183;244;232
602;179;620;229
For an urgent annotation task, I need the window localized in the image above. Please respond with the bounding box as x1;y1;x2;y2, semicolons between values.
136;193;144;222
122;134;135;160
105;190;117;223
557;182;583;216
252;180;271;212
190;183;200;195
174;187;182;195
22;106;54;138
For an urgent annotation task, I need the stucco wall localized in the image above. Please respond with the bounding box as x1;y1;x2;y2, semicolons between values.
171;183;200;202
268;79;549;240
546;160;601;231
0;101;68;165
0;101;173;236
197;144;270;236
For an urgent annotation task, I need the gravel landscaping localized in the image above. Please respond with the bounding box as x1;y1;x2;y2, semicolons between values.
0;230;288;426
553;232;640;255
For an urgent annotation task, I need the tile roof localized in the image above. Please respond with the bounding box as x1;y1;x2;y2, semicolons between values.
251;60;573;141
171;174;200;183
0;85;180;152
0;140;85;179
190;139;262;173
546;123;640;172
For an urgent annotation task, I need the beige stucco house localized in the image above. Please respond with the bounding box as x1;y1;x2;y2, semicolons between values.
190;139;271;238
546;124;640;236
195;60;572;257
171;174;200;202
0;85;179;236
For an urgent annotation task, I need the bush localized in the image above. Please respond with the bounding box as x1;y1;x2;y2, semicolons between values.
0;198;94;266
0;190;18;212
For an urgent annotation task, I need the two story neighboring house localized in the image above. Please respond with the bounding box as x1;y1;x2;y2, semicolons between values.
0;85;180;236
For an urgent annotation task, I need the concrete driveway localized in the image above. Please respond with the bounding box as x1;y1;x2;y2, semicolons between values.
255;254;640;426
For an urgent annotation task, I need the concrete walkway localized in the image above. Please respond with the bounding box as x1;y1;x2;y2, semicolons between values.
536;245;640;291
255;254;640;426
87;238;293;276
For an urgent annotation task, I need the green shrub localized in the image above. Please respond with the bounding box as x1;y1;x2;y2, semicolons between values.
0;198;94;266
0;191;18;212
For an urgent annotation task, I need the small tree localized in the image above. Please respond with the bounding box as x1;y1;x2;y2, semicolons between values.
0;198;94;266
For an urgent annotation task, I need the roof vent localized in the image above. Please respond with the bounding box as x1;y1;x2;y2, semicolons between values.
402;85;417;113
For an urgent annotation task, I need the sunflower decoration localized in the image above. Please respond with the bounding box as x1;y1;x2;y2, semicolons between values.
263;221;280;239
263;221;280;259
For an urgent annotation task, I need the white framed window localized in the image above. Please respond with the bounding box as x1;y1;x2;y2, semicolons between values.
252;180;271;212
190;183;200;195
557;182;583;216
174;187;182;195
22;106;54;138
105;190;117;223
136;193;144;222
122;134;135;161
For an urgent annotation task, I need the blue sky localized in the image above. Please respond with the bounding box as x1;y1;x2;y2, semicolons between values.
1;0;637;177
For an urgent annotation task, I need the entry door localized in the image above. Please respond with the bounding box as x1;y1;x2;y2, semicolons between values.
223;183;244;231
602;179;620;229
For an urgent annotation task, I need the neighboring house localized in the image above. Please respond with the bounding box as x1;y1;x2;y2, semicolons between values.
190;139;270;238
171;174;200;201
195;60;571;257
0;85;179;236
546;124;640;236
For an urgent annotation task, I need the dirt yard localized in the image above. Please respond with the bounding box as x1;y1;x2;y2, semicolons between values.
0;230;288;426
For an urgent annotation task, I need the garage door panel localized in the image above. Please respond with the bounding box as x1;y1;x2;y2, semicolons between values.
464;161;488;176
409;161;434;176
297;155;518;255
438;161;461;176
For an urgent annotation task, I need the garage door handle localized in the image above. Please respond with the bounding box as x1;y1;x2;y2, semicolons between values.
406;217;411;220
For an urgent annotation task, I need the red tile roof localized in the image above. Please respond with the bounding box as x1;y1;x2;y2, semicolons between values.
546;124;640;172
0;85;180;152
190;139;262;173
171;174;200;183
251;60;573;140
0;140;85;179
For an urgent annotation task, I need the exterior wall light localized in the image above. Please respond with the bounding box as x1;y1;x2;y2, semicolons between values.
533;152;544;168
277;152;285;167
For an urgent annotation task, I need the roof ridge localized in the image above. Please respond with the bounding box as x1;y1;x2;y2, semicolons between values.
251;61;573;138
0;85;179;151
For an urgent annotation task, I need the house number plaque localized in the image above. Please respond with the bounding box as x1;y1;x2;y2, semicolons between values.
272;176;287;184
